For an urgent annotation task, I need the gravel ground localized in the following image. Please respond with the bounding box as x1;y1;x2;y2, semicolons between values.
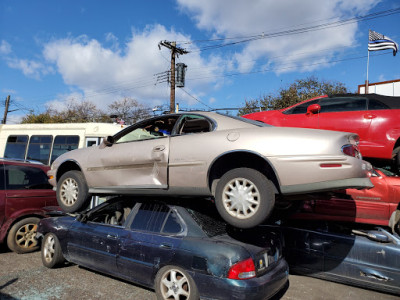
0;245;397;300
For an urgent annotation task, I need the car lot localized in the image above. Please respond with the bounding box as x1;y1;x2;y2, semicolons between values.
0;246;397;300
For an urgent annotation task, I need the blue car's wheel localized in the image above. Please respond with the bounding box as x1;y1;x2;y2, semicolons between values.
155;265;199;300
41;233;65;268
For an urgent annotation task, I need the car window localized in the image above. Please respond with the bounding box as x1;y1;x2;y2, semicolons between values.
319;97;367;113
26;135;53;164
51;135;79;164
283;99;320;115
5;165;52;190
86;199;134;226
368;99;390;110
130;203;182;234
0;165;5;190
177;115;213;135
114;116;179;143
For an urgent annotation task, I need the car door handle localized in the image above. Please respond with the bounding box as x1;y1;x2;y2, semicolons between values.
160;243;172;249
153;145;165;152
107;234;117;240
364;113;376;119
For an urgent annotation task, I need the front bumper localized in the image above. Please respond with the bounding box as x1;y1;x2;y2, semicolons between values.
194;259;289;300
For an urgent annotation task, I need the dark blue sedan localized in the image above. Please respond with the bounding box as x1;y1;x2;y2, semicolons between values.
264;221;400;296
36;197;288;300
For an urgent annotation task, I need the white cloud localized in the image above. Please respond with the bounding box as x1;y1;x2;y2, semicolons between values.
6;58;53;79
177;0;380;73
43;25;226;109
0;40;12;55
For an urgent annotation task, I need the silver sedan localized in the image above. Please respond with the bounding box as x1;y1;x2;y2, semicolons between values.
48;111;373;228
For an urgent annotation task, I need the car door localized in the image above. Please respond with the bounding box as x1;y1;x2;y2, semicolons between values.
0;164;5;229
117;203;184;286
279;99;321;129
315;96;372;141
4;163;55;215
84;115;180;190
66;202;124;274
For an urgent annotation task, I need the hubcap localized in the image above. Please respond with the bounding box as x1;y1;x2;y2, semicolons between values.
60;177;79;206
15;223;38;249
222;177;260;219
43;235;55;263
160;269;190;300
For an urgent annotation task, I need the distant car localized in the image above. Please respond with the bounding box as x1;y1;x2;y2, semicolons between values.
48;111;372;228
265;221;400;295
290;167;400;231
244;94;400;172
36;196;288;300
0;159;57;253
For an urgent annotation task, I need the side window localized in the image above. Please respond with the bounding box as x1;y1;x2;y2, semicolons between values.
368;99;390;110
51;135;79;164
88;200;134;226
319;97;367;113
283;99;320;115
130;203;181;234
4;135;28;160
26;135;53;165
5;165;52;190
115;116;179;144
178;115;212;134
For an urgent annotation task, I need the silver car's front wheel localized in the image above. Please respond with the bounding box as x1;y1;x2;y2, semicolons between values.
56;170;90;213
155;266;199;300
215;168;275;228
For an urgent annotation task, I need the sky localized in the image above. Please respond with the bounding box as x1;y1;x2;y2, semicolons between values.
1;0;400;123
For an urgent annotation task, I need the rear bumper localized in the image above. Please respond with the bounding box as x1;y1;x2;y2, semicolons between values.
194;259;289;300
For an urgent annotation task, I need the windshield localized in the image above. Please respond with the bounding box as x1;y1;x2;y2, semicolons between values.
216;112;272;127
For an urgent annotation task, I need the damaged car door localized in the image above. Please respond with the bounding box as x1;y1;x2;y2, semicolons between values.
84;116;179;192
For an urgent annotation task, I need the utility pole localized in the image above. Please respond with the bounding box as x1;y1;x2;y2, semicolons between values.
2;95;10;124
158;41;189;113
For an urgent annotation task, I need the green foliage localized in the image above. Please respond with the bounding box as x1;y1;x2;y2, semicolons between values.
238;76;349;116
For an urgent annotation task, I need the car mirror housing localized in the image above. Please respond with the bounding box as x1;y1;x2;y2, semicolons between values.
101;136;114;148
307;104;321;114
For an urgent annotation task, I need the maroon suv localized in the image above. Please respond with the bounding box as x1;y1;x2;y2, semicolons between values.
0;159;57;253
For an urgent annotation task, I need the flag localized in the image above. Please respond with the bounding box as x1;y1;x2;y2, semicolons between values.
368;30;398;56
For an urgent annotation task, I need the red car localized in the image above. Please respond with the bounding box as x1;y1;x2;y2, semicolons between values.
290;168;400;229
244;94;400;172
0;159;57;253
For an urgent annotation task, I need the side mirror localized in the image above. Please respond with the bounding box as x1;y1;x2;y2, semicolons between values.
104;136;115;146
307;104;321;114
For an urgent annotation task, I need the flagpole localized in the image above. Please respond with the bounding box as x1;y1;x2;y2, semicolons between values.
366;49;370;94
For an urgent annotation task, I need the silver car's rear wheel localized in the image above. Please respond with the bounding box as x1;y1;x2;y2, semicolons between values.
155;266;199;300
215;168;275;228
57;170;90;213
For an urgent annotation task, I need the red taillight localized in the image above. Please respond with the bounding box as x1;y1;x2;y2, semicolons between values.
227;258;256;280
342;144;360;158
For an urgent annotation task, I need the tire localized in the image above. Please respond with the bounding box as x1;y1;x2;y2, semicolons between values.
41;233;65;268
57;170;90;213
215;168;275;228
389;210;400;236
7;217;40;254
155;265;199;300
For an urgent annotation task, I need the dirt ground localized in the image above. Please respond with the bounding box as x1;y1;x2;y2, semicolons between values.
0;245;397;300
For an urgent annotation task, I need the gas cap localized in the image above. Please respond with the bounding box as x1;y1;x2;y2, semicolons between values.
227;132;240;142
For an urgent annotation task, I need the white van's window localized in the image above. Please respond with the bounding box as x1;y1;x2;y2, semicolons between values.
4;135;29;160
26;135;53;164
51;135;80;164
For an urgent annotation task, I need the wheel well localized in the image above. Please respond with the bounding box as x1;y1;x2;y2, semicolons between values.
208;152;280;195
56;161;82;182
393;139;400;157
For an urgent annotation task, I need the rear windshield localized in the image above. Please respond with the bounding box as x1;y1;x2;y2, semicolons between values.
186;202;228;237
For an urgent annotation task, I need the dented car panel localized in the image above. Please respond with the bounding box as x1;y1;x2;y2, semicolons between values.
36;197;289;300
264;222;400;295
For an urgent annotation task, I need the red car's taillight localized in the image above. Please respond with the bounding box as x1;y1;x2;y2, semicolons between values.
342;144;361;158
227;258;256;280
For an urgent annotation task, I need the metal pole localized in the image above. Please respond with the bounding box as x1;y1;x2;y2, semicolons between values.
366;49;370;94
170;42;176;113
